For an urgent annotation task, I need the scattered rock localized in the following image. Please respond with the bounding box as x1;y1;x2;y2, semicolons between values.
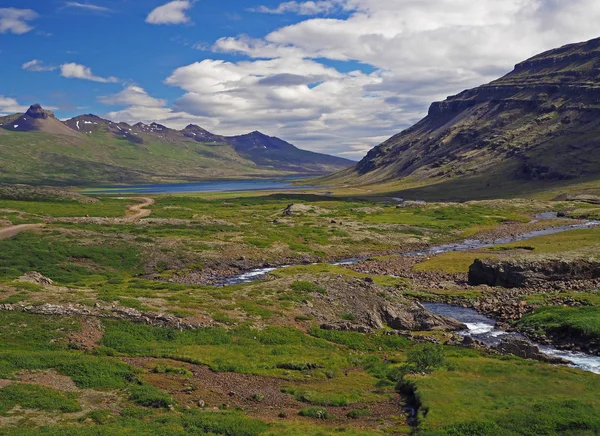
380;302;466;331
18;272;53;286
493;337;570;364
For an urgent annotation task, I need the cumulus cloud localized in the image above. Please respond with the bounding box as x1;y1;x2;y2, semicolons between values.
62;2;114;13
0;8;38;34
0;96;28;113
60;63;119;83
250;1;342;15
146;1;193;25
99;85;167;107
109;0;600;159
22;59;57;72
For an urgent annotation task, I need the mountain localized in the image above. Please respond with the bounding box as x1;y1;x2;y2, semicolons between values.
327;37;600;198
0;106;353;185
226;131;352;174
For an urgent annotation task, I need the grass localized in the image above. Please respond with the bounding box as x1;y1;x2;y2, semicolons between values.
2;190;600;435
491;228;600;255
516;306;600;341
0;383;81;415
282;371;391;406
0;232;142;286
409;351;600;433
100;321;352;378
0;198;129;219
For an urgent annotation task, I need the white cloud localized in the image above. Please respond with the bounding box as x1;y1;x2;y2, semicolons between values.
63;2;113;13
22;59;57;72
102;0;600;159
99;85;166;107
146;1;193;25
0;96;28;113
250;1;342;15
0;8;38;34
195;0;600;158
60;63;119;83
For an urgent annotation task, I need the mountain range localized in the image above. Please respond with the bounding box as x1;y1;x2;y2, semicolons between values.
0;105;353;185
326;36;600;199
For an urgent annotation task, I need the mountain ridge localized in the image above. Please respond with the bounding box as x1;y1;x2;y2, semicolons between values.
0;105;353;186
328;36;600;197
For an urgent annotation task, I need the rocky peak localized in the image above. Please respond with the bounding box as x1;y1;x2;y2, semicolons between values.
25;104;55;120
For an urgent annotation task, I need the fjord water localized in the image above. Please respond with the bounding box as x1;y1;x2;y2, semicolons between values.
84;177;315;195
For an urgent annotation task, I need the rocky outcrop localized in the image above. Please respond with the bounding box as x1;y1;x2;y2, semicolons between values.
493;337;569;364
380;302;466;331
0;303;213;330
302;276;466;333
468;258;600;288
25;104;55;119
18;272;53;286
332;37;600;196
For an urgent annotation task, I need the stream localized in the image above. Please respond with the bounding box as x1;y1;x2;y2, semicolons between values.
215;218;600;374
423;303;600;375
219;218;600;286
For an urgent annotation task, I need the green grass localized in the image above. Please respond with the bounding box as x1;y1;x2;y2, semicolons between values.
492;228;600;254
516;306;600;341
100;321;351;378
0;198;129;219
0;232;142;285
409;352;600;433
0;383;81;415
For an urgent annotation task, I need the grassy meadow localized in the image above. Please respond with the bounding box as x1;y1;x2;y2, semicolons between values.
0;189;599;434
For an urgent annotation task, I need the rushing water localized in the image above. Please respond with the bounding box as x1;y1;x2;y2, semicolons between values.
423;303;600;374
83;177;316;195
214;218;600;374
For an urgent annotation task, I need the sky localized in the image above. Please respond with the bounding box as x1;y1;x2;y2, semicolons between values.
2;1;600;159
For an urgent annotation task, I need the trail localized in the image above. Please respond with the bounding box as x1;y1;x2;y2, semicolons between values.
122;197;155;221
0;224;44;240
0;197;155;240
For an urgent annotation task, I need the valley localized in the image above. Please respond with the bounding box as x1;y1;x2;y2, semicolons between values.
1;184;600;435
4;24;600;436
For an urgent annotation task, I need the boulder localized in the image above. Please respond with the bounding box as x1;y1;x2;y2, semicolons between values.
380;302;467;332
18;272;53;286
493;337;569;364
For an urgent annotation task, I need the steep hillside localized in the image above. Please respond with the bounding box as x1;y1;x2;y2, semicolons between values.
0;106;353;185
328;37;600;197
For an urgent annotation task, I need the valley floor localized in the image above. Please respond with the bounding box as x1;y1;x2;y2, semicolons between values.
0;187;599;435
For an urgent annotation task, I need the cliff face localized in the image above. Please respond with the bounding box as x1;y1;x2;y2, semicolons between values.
350;37;600;186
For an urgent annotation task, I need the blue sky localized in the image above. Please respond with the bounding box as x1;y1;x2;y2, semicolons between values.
2;1;600;158
4;1;353;116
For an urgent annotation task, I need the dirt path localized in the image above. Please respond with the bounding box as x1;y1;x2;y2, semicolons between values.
122;197;155;221
0;197;155;240
0;224;44;240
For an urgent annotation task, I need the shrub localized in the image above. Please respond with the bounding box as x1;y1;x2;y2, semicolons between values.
406;344;445;373
128;384;173;408
152;365;192;378
299;407;329;419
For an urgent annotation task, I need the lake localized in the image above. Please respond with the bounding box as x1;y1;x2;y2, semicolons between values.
83;177;317;195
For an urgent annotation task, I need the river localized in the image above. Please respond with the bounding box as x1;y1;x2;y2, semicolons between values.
423;303;600;374
215;218;600;374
